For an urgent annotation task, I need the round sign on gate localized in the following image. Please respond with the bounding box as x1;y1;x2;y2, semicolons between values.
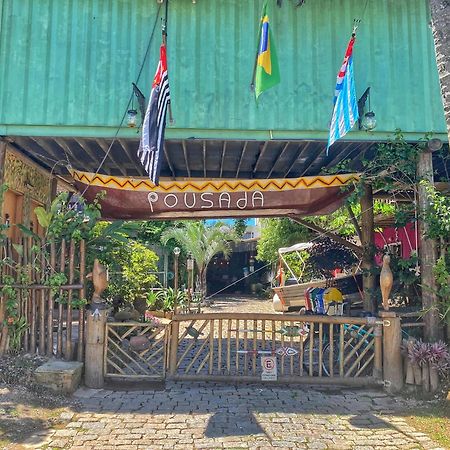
261;356;277;381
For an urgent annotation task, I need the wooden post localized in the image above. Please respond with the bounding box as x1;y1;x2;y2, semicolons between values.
84;308;107;388
168;321;179;377
373;322;383;380
417;148;443;342
379;311;403;393
360;183;376;312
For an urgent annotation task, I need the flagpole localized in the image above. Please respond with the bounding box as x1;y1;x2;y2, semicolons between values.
162;0;174;124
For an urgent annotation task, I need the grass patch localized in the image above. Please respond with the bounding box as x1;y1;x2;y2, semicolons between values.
405;400;450;449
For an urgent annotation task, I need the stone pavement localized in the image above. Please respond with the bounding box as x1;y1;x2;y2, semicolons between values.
25;382;444;450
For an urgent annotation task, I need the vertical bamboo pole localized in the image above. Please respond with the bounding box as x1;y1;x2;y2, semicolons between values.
208;319;214;375
243;319;248;375
252;319;257;376
217;318;222;373
30;240;37;354
57;240;66;357
23;237;29;352
280;320;285;377
235;319;240;374
0;139;6;184
46;241;56;356
373;322;383;380
309;322;314;376
38;242;46;355
168;321;179;376
77;240;86;362
339;324;345;377
328;323;334;377
299;324;304;376
227;319;231;375
65;240;75;359
318;323;323;377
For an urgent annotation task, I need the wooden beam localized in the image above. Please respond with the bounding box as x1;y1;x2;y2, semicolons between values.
417;148;443;342
252;141;269;174
95;138;127;176
73;138;99;171
28;137;61;164
289;216;363;256
203;140;207;178
300;143;326;176
118;139;144;176
52;137;78;166
324;142;361;171
236;141;248;178
268;141;290;179
219;141;227;178
163;143;176;179
285;141;312;177
182;141;191;178
0;139;6;185
360;183;376;312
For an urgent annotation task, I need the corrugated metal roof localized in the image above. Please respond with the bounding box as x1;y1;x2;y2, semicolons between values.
0;0;446;139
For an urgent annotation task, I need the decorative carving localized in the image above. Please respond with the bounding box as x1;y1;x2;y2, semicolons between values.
380;254;394;310
4;151;51;204
87;259;108;306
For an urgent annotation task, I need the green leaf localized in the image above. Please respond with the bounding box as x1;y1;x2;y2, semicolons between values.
17;224;40;240
12;243;23;257
34;206;52;228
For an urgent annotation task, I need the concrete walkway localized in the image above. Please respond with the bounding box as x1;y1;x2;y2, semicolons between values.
26;382;444;450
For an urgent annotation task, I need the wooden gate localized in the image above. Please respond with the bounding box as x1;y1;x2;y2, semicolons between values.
167;313;383;386
104;322;167;380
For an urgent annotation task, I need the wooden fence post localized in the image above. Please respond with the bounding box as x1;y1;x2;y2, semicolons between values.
168;320;179;377
379;311;403;393
84;308;107;388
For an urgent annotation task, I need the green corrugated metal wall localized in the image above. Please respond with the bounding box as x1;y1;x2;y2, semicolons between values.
0;0;446;140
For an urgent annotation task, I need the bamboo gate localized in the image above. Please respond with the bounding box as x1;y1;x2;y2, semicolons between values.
103;313;396;387
0;234;86;360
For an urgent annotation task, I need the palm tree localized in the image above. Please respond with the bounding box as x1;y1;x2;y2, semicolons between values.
161;221;234;302
429;0;450;145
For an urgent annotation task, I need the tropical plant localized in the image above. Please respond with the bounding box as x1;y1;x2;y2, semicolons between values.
161;221;235;301
147;287;187;312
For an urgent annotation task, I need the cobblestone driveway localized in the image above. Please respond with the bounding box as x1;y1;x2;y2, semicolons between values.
26;382;444;450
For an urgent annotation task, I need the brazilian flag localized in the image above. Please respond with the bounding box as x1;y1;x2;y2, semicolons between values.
254;0;280;100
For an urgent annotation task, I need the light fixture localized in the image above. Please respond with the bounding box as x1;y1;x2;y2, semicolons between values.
127;109;137;128
173;246;181;256
358;87;377;131
427;138;443;152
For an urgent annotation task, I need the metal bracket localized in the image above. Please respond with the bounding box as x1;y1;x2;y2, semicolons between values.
382;380;392;388
383;320;391;327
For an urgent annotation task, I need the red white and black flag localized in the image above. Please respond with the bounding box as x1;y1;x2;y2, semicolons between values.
138;44;171;185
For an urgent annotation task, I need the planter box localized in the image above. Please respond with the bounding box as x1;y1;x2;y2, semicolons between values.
146;310;173;319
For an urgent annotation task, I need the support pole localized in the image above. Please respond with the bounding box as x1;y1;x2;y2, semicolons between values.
168;321;179;377
379;311;403;393
84;308;107;388
417;148;443;342
360;183;376;312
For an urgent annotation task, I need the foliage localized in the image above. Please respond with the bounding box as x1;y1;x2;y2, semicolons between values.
256;218;310;263
8;317;28;354
34;192;103;241
161;221;236;300
233;219;248;238
146;287;187;312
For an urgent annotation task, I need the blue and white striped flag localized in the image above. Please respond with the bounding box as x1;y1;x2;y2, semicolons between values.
327;35;359;153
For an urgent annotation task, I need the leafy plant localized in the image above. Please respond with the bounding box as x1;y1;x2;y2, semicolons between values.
8;317;28;354
150;287;187;312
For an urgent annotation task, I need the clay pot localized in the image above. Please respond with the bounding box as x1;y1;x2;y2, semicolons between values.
129;335;150;352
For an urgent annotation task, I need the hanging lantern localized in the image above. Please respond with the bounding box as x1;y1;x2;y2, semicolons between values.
127;109;137;127
361;111;376;131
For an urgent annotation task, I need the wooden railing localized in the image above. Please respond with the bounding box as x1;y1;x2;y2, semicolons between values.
167;313;383;385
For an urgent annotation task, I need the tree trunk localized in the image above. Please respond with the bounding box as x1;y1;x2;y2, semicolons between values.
429;0;450;144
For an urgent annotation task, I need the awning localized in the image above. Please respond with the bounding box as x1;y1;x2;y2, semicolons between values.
278;242;314;254
72;170;360;220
